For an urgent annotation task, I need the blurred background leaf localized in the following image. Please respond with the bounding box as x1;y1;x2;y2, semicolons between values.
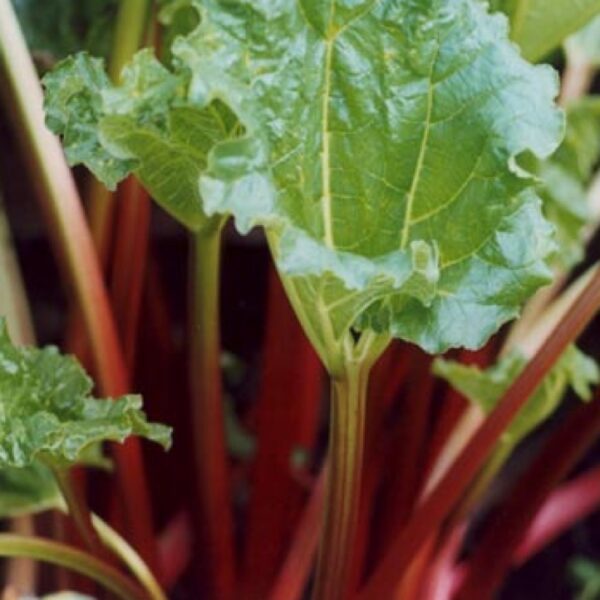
10;0;118;70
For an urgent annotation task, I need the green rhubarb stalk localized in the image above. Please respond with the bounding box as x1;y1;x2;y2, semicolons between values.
310;331;389;600
0;192;35;346
0;534;146;600
50;467;167;600
188;223;235;599
92;513;167;600
312;362;371;600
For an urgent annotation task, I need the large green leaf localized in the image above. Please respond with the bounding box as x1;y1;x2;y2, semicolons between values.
44;1;563;369
434;345;599;446
175;0;563;365
11;0;118;69
0;319;171;469
492;0;600;62
43;50;240;231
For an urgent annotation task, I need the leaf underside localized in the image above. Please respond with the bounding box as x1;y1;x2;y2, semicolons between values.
0;320;171;469
44;0;564;366
0;463;62;518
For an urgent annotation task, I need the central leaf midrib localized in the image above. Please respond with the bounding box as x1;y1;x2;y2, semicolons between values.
321;37;335;249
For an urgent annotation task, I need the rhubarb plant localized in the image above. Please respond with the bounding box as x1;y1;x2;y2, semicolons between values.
28;1;600;599
41;0;574;596
566;14;600;65
44;0;564;362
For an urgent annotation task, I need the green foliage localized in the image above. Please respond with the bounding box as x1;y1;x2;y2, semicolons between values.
174;0;563;363
493;0;600;62
0;319;171;470
44;0;565;371
536;98;600;269
0;463;62;518
571;558;600;600
0;444;114;521
567;15;600;65
43;50;240;231
434;346;599;446
488;0;510;12
10;0;118;68
224;399;256;461
157;0;199;64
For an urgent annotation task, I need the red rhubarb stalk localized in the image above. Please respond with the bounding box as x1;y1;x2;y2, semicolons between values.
269;467;327;600
0;0;157;567
457;384;600;598
515;465;600;565
242;266;322;598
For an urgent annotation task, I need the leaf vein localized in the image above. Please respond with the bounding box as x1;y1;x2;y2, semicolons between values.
399;42;440;250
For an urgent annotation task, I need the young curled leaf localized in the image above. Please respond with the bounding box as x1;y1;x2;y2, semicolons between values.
0;319;171;470
434;345;599;446
43;50;240;231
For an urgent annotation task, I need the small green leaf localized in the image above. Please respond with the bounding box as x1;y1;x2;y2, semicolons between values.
0;319;171;470
43;50;239;231
0;463;62;518
43;53;134;189
496;0;600;62
571;558;600;600
434;346;599;446
224;398;256;461
535;99;600;269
